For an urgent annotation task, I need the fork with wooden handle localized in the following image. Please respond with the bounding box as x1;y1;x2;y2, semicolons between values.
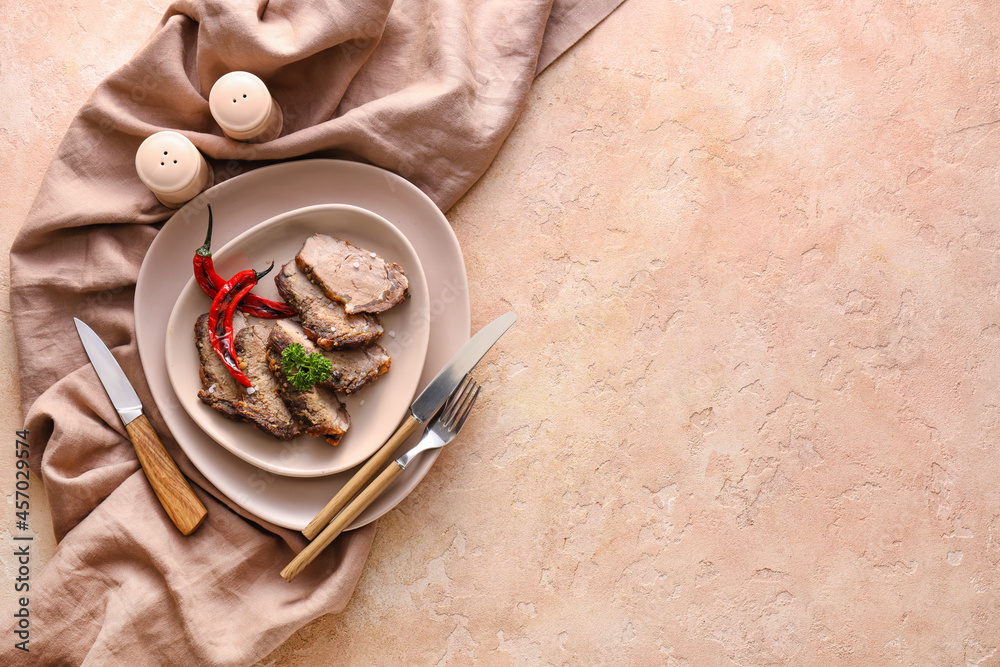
281;377;480;582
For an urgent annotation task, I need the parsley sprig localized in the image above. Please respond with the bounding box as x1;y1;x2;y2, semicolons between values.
281;343;332;391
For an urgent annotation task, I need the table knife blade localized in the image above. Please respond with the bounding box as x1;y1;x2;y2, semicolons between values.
74;318;207;535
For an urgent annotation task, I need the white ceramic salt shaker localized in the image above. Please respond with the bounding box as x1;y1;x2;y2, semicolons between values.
135;131;214;208
208;71;283;142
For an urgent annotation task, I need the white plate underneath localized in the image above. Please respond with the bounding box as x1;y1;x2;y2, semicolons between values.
164;203;430;477
135;159;469;530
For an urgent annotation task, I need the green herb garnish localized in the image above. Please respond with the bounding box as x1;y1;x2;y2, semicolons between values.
281;343;332;391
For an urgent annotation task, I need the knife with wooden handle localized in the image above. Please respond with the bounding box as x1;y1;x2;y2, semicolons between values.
75;318;207;535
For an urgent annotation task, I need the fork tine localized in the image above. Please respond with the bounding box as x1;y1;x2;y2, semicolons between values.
442;375;476;427
445;375;473;410
450;383;480;433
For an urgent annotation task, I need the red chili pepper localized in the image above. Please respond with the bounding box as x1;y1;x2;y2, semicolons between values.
193;205;219;297
209;262;275;387
194;205;296;319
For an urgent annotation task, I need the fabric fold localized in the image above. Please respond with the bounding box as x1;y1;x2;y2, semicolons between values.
5;0;623;664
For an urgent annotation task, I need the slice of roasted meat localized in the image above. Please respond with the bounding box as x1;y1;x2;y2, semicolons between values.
275;260;382;349
268;319;391;395
295;234;408;314
267;348;351;446
230;325;302;440
195;313;244;420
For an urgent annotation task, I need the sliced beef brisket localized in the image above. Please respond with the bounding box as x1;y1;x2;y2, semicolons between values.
295;234;408;314
275;260;382;349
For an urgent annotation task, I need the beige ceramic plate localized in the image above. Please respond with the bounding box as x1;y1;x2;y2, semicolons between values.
135;159;470;530
164;204;430;477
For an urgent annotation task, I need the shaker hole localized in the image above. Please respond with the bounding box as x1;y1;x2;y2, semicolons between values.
163;151;168;155
242;94;247;98
173;160;178;164
160;162;164;166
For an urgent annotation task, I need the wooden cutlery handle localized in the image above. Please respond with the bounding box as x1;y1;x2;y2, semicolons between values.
282;460;404;582
302;414;420;540
125;414;208;535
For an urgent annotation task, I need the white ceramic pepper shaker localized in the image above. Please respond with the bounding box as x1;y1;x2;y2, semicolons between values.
135;131;214;208
208;71;283;142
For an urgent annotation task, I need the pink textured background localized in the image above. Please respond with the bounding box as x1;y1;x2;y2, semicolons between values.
4;0;1000;663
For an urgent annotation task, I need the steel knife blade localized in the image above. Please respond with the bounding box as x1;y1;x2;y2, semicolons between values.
409;310;516;423
74;318;207;535
75;318;145;425
301;310;517;539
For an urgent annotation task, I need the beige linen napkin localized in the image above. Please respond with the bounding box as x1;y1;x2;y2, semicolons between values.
4;0;624;664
